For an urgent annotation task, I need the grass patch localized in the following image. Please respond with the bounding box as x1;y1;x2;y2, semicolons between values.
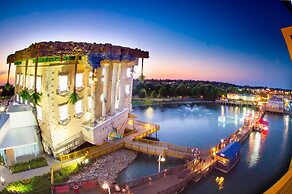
10;157;48;174
2;174;51;194
54;163;80;184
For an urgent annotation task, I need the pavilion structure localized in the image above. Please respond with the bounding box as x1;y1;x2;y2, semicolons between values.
4;41;149;157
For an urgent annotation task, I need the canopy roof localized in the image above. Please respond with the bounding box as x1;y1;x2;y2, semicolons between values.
7;41;149;63
0;126;38;149
217;142;241;160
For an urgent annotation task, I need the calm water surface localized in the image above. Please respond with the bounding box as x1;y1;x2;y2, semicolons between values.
117;103;292;194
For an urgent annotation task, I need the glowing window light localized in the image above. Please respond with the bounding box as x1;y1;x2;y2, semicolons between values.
88;96;92;110
37;106;42;120
76;73;83;88
19;74;23;86
36;76;42;92
29;75;34;90
59;75;68;92
125;84;130;95
75;99;83;115
59;104;69;121
16;74;20;85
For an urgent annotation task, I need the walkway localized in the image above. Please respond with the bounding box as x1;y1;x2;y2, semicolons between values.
0;155;60;191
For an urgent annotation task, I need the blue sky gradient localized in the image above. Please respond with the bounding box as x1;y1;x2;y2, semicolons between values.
0;0;291;89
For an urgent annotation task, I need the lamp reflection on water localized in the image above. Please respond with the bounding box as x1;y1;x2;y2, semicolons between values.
247;132;262;168
145;107;154;120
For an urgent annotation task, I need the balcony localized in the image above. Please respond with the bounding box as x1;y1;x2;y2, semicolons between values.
82;109;129;145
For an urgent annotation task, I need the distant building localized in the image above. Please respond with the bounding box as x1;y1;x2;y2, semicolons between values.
226;93;257;102
267;97;284;113
5;41;148;157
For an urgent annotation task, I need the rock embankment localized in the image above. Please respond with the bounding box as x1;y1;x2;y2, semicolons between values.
67;149;136;185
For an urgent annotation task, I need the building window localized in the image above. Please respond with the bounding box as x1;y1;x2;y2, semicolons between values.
89;71;93;86
125;84;130;95
59;104;69;121
88;96;92;110
19;74;23;86
29;75;34;90
59;75;68;93
126;68;132;78
76;73;83;88
16;74;20;85
36;76;42;93
37;106;42;121
75;99;83;115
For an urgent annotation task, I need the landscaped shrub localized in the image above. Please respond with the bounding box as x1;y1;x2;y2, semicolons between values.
54;163;80;184
10;157;48;173
4;174;51;194
31;174;51;194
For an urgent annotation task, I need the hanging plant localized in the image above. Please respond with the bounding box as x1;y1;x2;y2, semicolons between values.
30;92;42;105
19;88;30;101
68;92;79;104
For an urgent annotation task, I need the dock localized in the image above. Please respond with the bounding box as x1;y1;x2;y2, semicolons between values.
51;111;265;194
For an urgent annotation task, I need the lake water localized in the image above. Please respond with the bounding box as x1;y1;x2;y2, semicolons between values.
117;103;292;193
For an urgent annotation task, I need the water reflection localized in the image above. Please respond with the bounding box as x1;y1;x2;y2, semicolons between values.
145;107;154;119
247;132;262;168
282;115;289;151
218;105;226;123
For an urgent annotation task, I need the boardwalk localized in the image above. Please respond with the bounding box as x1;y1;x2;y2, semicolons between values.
52;111;265;194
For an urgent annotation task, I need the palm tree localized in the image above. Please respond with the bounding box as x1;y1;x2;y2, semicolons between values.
19;88;30;101
5;63;11;91
68;56;79;104
30;58;43;149
138;58;145;83
24;60;28;88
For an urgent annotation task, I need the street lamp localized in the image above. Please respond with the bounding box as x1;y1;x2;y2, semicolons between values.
0;176;5;186
102;181;111;194
158;154;166;173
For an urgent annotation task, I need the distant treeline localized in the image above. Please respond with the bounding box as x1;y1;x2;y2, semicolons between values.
132;79;254;100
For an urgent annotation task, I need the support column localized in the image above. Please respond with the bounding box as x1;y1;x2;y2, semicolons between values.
106;64;113;114
94;68;103;120
119;63;126;111
115;64;122;110
102;64;109;119
111;62;118;114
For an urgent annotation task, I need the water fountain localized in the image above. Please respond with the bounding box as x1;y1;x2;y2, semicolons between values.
184;104;199;112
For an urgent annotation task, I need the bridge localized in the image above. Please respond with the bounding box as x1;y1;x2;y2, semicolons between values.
51;111;265;194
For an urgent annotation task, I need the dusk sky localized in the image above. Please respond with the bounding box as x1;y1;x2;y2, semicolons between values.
0;0;291;89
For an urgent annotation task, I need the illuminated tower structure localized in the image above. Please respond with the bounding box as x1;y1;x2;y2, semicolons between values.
7;42;149;156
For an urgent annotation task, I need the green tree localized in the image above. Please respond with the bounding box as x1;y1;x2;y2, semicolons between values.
30;58;43;149
68;56;80;104
158;85;167;98
168;86;177;97
19;88;30;101
5;63;12;91
150;90;157;98
138;88;147;98
176;83;187;96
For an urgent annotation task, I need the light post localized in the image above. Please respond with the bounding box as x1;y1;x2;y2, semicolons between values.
0;176;5;186
158;154;165;173
102;181;111;194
